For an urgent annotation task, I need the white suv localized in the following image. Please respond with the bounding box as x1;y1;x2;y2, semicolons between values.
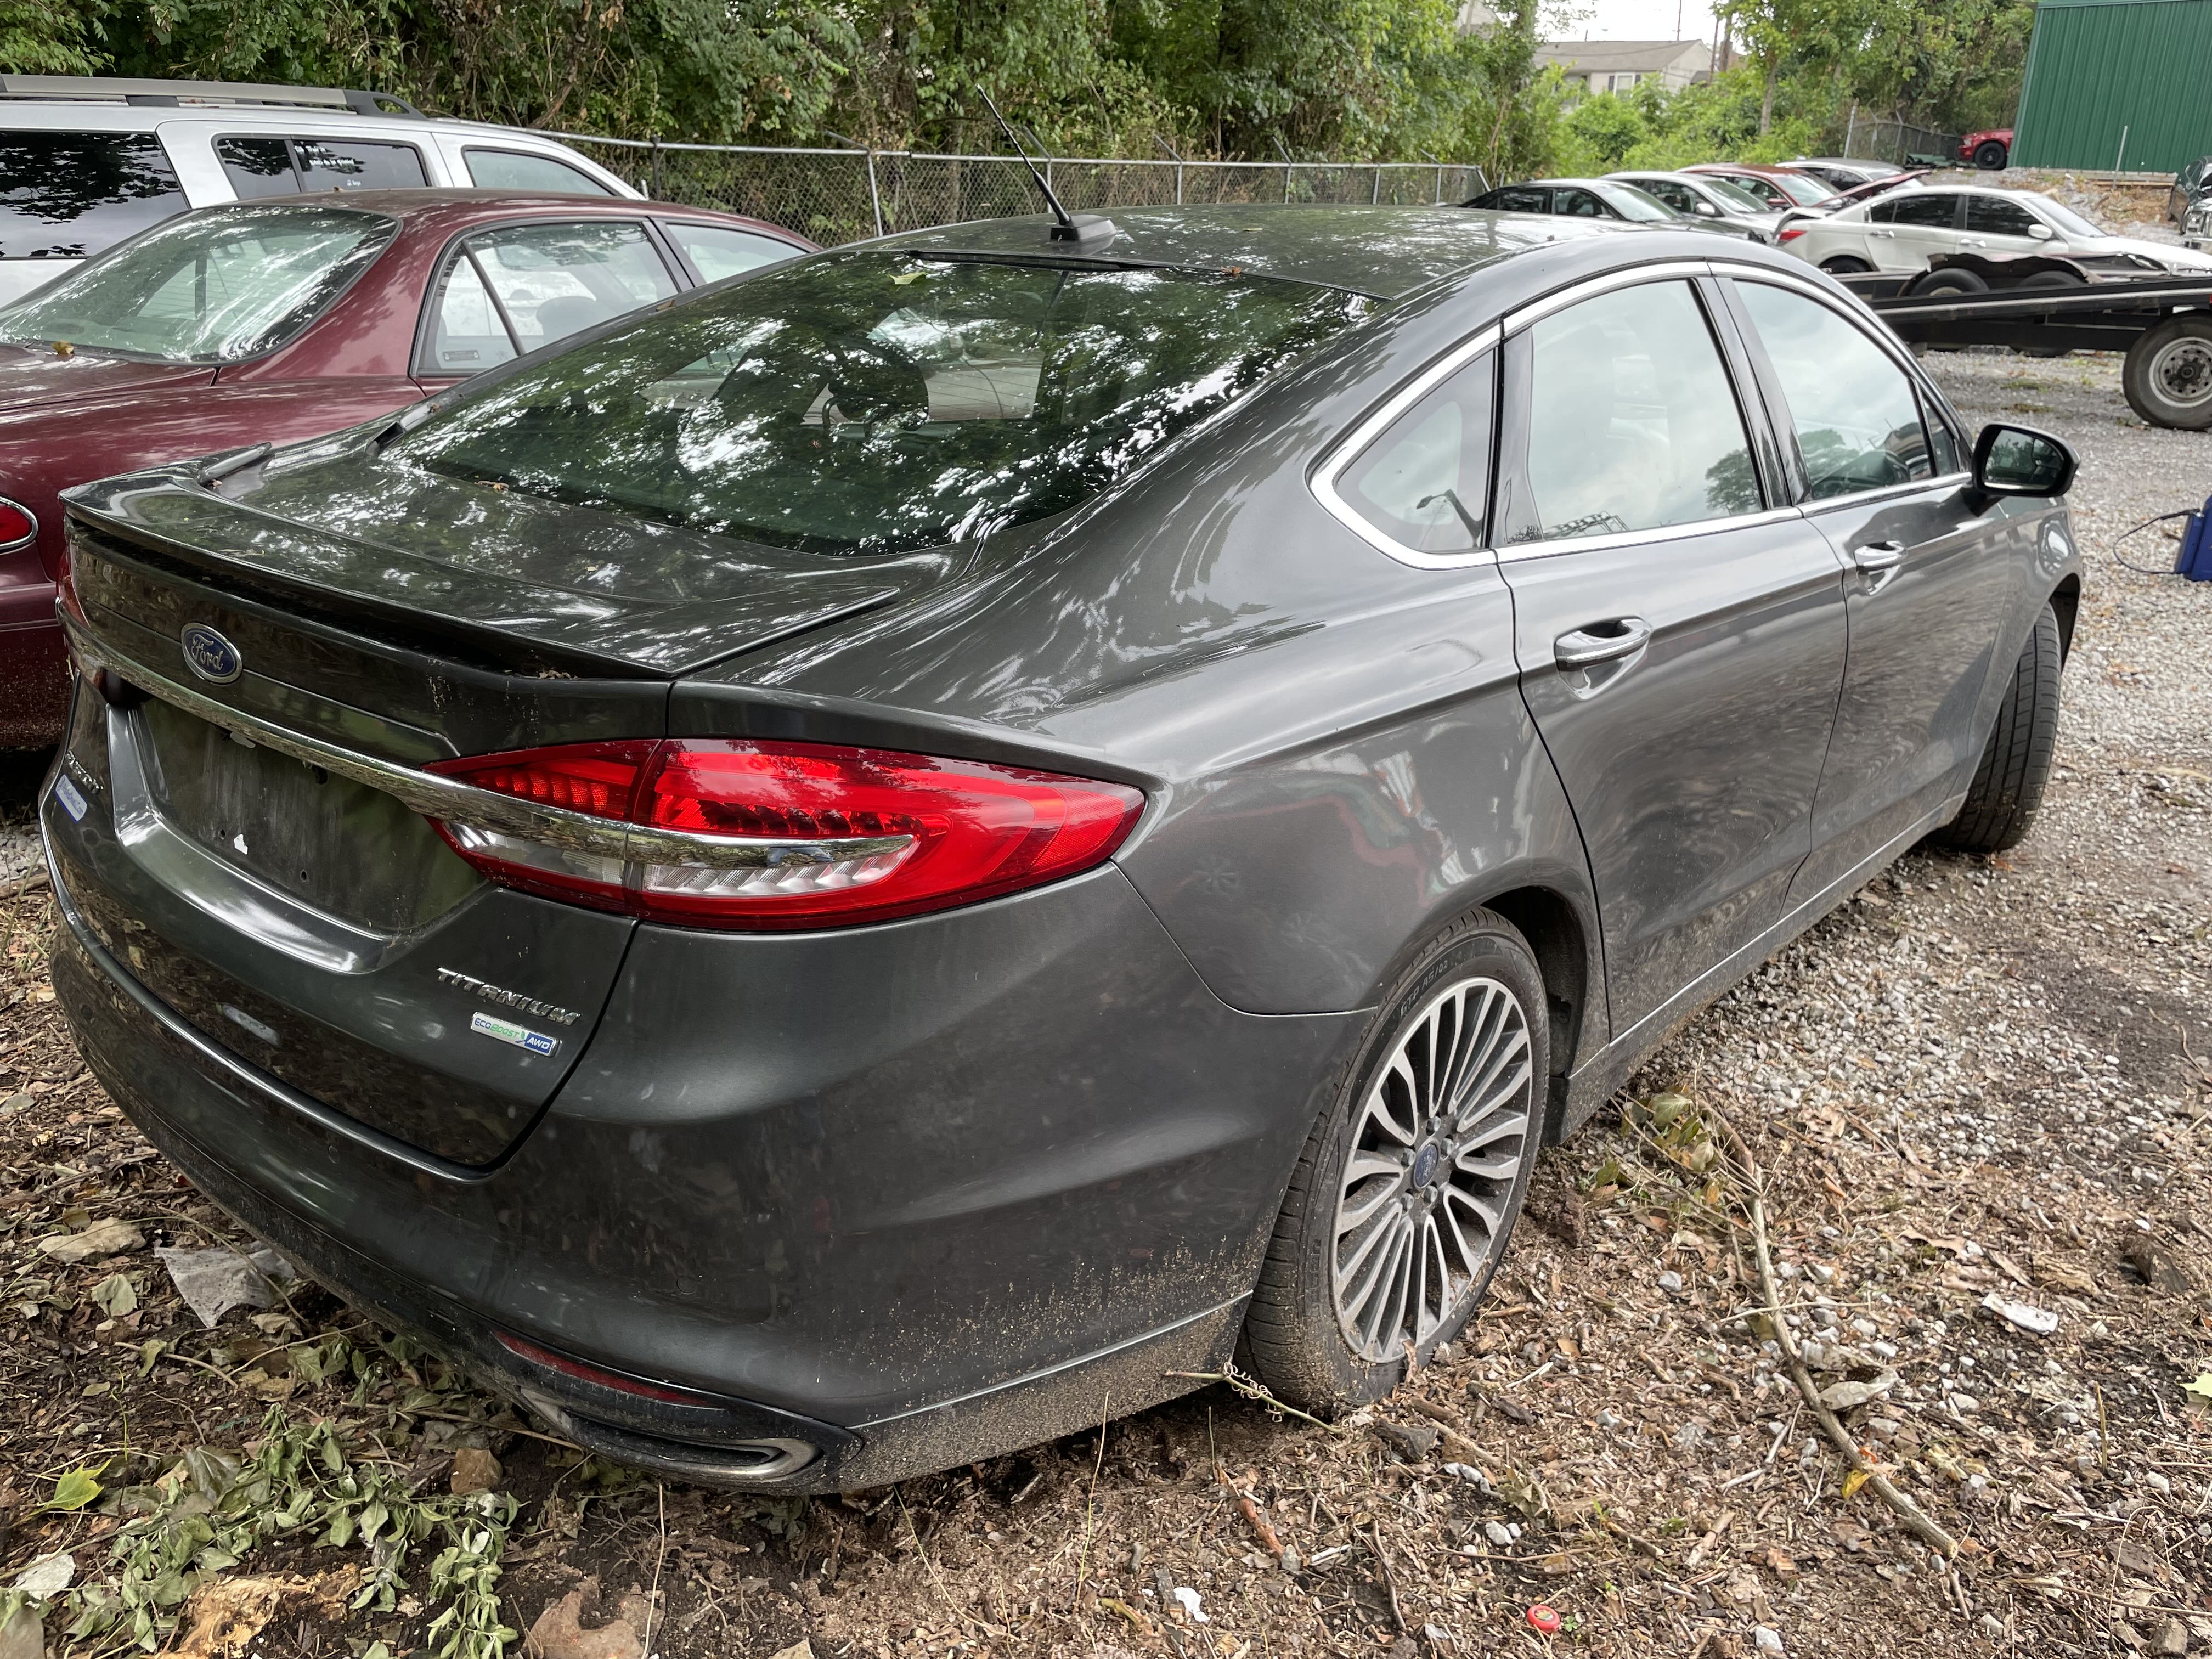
0;74;636;303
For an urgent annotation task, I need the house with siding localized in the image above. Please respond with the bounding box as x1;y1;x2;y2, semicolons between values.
1535;39;1714;97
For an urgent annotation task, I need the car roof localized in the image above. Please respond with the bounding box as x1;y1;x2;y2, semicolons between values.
181;187;809;245
0;98;575;144
872;205;1612;299
1683;162;1798;177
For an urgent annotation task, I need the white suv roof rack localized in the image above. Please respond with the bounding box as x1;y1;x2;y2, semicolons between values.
0;75;423;118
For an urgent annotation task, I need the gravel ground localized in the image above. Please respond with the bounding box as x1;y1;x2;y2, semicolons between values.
0;351;2207;1659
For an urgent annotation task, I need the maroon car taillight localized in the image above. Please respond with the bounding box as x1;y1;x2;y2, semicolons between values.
423;737;1145;930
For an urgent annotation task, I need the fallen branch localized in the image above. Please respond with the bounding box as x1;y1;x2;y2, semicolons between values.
1708;1108;1961;1562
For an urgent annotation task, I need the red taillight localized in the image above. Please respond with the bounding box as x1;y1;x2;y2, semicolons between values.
424;737;1144;930
0;497;35;552
1778;225;1807;243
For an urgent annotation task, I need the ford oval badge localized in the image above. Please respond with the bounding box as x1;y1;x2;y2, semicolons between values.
180;623;242;685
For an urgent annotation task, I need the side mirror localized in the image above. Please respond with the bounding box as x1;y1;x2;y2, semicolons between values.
1694;199;1719;216
1973;422;2076;498
2028;222;2054;240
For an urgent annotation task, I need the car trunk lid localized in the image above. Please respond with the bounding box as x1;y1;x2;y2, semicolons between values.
52;460;953;1167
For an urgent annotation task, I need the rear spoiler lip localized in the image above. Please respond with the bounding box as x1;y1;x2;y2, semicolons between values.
65;495;673;683
63;489;912;684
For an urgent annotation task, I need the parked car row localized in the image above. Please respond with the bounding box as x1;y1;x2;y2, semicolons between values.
0;77;816;748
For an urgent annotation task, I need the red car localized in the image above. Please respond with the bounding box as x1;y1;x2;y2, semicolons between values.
1960;129;2013;170
0;191;812;747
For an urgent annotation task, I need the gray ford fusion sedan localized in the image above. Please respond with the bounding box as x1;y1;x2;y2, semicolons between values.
43;205;2079;1491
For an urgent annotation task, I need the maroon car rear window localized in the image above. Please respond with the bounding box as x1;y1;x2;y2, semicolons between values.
0;203;397;363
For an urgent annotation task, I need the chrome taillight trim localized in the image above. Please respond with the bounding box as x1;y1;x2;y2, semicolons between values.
0;495;37;554
59;612;910;873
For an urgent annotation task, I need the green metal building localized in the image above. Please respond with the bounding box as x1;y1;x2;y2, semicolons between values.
2012;0;2212;172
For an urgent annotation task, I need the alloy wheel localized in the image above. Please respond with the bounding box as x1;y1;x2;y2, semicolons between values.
1331;975;1534;1362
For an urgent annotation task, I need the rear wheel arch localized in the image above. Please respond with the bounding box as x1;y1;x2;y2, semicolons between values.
1480;884;1596;1136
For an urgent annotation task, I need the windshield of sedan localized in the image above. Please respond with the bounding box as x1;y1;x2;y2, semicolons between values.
386;250;1366;556
0;204;396;363
1592;182;1677;222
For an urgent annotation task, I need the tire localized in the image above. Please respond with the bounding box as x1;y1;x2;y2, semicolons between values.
1240;909;1547;1415
2014;269;2084;357
1910;267;1988;297
1974;140;2008;171
1820;255;1874;274
2123;315;2212;430
1942;605;2061;854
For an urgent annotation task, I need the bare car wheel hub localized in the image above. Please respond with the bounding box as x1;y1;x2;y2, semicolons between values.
1331;975;1534;1363
2152;337;2212;406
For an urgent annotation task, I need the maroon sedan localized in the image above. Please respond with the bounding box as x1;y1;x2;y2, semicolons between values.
0;190;812;747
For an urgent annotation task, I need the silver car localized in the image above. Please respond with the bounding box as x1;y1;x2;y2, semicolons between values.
1609;170;1785;242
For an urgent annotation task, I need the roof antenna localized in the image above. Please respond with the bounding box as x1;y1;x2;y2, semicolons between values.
977;87;1116;247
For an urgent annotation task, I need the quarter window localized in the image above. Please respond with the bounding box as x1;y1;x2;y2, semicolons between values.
426;257;516;373
1735;281;1931;498
1506;280;1760;544
1335;351;1494;555
0;132;188;261
462;149;612;196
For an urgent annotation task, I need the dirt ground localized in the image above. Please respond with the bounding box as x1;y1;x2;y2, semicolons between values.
1;349;2208;1659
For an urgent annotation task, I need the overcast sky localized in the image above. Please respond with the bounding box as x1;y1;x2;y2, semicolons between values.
1553;0;1722;43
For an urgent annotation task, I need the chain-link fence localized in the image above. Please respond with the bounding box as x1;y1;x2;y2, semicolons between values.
545;134;1488;247
1839;114;1966;169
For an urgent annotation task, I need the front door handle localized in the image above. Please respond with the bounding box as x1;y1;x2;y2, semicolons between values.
1853;540;1906;594
1554;616;1652;667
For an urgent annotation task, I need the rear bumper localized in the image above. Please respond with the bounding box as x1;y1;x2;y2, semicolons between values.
48;797;1356;1489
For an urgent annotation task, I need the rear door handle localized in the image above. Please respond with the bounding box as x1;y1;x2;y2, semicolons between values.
1554;616;1652;667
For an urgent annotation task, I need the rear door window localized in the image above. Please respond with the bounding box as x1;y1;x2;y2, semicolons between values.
215;136;428;196
0;131;188;261
664;222;798;283
1333;351;1495;556
1876;194;1958;228
1734;281;1932;498
1503;279;1760;544
464;220;677;351
1555;189;1607;218
462;149;612;196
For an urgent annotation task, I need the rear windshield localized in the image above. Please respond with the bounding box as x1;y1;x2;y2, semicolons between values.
1774;171;1839;205
0;132;188;261
0;204;396;363
386;250;1365;555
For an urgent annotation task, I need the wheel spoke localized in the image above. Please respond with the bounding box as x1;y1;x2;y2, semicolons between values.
1454;1145;1523;1182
